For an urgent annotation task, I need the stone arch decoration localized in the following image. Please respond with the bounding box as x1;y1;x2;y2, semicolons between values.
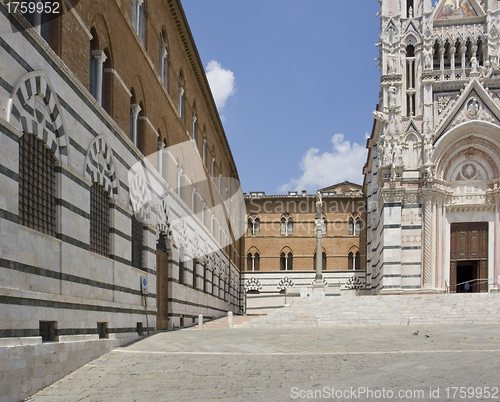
345;276;363;290
277;277;294;291
8;71;70;165
85;136;118;199
244;277;262;292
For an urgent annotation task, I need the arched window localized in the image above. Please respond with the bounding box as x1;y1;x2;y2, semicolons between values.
280;214;293;236
354;219;361;236
89;35;111;111
348;217;354;235
129;91;141;147
348;252;354;270
159;30;168;89
90;183;110;257
202;137;207;165
247;215;260;237
132;0;146;46
280;252;293;271
192;113;198;146
355;251;360;270
178;73;186;123
18;133;56;236
322;217;327;235
131;215;143;270
246;252;260;271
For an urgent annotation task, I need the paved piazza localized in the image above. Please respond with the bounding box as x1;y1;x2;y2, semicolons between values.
27;324;500;402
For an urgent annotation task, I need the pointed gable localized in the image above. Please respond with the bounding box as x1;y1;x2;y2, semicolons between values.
434;78;500;141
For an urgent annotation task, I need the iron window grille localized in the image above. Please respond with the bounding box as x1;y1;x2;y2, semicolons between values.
18;133;57;236
90;183;110;257
131;215;143;270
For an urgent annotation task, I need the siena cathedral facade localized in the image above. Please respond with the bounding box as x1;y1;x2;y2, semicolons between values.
364;0;500;294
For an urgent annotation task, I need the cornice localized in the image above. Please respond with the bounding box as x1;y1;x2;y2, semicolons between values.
167;0;239;179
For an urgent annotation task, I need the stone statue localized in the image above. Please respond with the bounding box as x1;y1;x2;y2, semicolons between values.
388;85;397;108
387;56;397;74
471;55;478;74
424;136;433;164
423;47;432;71
316;190;323;208
372;110;388;122
479;60;492;78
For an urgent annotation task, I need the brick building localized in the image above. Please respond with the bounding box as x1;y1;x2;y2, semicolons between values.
0;0;243;399
242;182;367;313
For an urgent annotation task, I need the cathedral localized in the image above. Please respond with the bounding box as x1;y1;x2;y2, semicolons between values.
364;0;500;294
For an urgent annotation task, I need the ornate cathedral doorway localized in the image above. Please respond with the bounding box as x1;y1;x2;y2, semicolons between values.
450;222;488;293
156;234;169;329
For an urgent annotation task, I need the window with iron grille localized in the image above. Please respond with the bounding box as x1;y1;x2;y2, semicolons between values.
131;215;143;270
19;133;57;236
90;183;110;256
39;321;57;342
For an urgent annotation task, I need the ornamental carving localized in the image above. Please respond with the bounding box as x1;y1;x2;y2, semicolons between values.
450;98;496;127
277;277;295;291
461;163;477;180
244;277;262;292
345;276;363;290
437;96;452;114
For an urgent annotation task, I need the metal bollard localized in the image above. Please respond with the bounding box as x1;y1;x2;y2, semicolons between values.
198;314;203;330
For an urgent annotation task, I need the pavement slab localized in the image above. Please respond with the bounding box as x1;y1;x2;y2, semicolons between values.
26;324;500;402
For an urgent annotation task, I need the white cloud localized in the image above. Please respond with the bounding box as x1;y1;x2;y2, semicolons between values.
279;134;367;193
205;60;236;111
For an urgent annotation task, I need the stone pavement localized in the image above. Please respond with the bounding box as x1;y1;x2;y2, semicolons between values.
26;324;500;402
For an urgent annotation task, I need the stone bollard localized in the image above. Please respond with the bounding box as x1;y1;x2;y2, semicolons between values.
228;311;233;328
198;314;203;330
316;319;322;328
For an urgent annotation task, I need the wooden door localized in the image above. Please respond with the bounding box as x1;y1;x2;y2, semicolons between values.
450;222;488;293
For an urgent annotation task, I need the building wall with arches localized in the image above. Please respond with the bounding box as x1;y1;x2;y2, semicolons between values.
0;1;242;399
242;183;367;307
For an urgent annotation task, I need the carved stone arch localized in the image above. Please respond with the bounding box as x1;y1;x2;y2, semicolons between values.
8;72;70;165
156;197;171;236
404;33;419;47
440;141;500;183
128;167;152;220
280;246;293;255
434;123;500;181
85;135;118;199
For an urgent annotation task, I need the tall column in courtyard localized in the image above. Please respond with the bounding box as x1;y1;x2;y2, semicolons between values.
313;191;324;287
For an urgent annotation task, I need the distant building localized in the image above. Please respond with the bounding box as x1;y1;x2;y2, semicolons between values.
242;182;367;313
364;0;500;294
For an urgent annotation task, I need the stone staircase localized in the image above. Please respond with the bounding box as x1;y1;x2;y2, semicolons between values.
240;292;500;328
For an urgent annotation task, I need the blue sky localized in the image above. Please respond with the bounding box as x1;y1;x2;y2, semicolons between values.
181;1;381;194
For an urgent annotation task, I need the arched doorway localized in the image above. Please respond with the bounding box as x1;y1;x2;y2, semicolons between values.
450;222;488;293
